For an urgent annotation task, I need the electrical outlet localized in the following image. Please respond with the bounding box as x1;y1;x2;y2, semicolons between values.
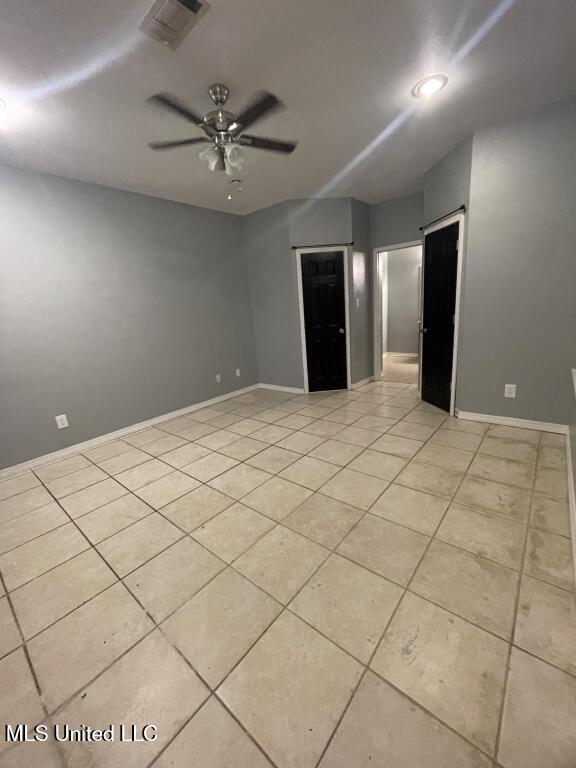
235;368;241;377
216;374;222;384
55;414;69;429
504;384;516;399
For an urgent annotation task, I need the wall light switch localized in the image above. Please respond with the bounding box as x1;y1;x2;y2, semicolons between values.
504;384;516;399
235;368;241;377
355;298;360;308
55;414;69;429
216;374;222;383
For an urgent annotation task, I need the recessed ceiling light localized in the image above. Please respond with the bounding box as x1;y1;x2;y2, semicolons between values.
227;194;232;200
412;74;448;99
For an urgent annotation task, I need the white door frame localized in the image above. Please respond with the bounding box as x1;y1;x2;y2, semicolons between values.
372;240;422;381
295;246;351;394
372;249;388;379
421;211;466;415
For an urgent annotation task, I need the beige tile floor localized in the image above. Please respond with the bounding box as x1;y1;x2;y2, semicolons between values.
0;379;574;767
380;354;419;384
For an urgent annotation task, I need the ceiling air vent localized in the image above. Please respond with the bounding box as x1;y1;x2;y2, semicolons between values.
140;0;211;49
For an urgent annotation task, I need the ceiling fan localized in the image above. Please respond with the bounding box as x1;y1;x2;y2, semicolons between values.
148;83;297;173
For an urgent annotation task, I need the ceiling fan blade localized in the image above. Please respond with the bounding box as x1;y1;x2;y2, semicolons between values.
148;93;205;124
235;91;283;132
149;138;210;150
238;134;297;154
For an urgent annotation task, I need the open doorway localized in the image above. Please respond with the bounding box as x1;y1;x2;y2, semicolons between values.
373;243;423;386
373;211;465;413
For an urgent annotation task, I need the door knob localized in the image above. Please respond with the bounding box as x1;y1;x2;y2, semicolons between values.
339;328;345;334
419;327;428;334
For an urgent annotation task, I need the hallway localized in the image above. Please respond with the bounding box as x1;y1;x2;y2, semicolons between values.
381;355;419;385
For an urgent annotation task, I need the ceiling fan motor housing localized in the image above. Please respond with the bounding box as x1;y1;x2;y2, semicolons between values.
209;83;230;106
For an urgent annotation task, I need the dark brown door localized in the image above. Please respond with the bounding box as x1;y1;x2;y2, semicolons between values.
301;250;347;392
420;222;459;412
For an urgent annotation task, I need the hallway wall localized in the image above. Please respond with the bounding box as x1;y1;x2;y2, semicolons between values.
386;246;421;354
457;98;576;425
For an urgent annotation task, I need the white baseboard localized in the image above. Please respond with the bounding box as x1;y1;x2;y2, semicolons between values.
351;376;374;389
383;352;418;358
567;432;576;589
456;410;568;435
0;382;302;480
257;383;305;394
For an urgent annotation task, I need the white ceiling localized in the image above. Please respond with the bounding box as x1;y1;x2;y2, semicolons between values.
1;0;575;214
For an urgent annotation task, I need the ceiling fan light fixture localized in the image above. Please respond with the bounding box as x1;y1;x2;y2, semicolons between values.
412;73;448;99
198;145;221;171
199;144;245;173
149;83;297;178
224;144;244;175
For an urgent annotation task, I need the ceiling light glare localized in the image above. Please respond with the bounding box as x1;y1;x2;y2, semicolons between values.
412;74;448;99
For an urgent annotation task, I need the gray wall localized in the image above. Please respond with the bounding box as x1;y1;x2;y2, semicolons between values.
387;246;422;354
422;138;472;226
244;197;366;390
288;198;352;248
370;192;422;249
243;201;304;389
350;199;373;383
0;164;258;469
456;99;576;424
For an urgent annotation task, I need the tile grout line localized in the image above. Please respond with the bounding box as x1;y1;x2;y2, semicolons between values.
281;502;573;653
0;383;404;483
144;691;281;768
202;405;442;764
0;392;446;697
319;414;531;764
9;442;549;567
14;383;390;472
138;398;376;766
314;409;493;767
0;385;407;511
2;385;568;765
8;411;567;657
149;595;283;768
0;569;45;703
186;410;437;759
491;429;542;763
2;405;335;598
7;445;284;763
20;474;211;720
